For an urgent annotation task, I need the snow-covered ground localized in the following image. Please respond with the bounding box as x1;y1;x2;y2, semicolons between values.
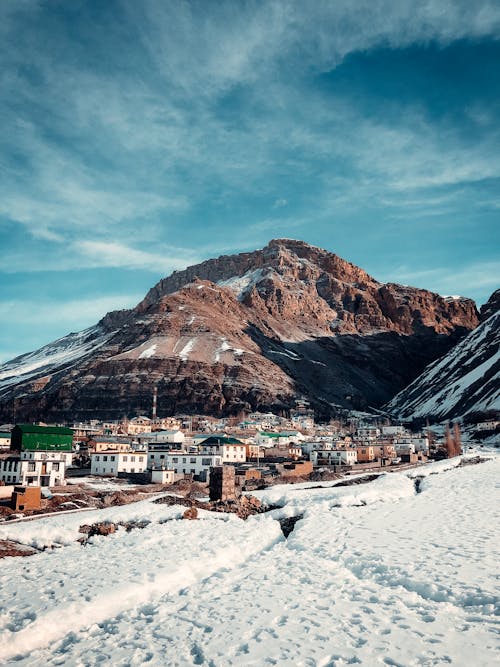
0;454;498;666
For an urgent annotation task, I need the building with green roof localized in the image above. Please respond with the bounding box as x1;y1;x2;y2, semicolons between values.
11;424;74;452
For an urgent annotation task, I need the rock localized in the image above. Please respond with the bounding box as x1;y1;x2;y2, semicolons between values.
182;507;198;520
83;521;117;538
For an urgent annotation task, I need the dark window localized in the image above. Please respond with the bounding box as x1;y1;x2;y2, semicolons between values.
103;456;108;461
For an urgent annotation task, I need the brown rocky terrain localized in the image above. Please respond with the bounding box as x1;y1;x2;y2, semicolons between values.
0;239;479;420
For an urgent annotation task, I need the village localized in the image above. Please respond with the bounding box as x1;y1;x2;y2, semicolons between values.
0;395;491;520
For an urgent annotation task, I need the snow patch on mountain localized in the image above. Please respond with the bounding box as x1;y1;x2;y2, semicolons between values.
138;344;157;359
0;326;112;392
178;338;195;361
218;268;265;300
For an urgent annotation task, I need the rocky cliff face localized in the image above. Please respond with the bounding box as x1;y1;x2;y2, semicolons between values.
0;239;479;421
386;289;499;421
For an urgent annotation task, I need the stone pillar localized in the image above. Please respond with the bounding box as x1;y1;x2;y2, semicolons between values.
209;465;236;501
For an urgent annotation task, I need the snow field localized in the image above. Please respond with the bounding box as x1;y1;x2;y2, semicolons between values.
0;455;498;666
0;505;283;663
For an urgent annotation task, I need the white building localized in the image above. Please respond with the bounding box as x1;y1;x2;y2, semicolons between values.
393;436;429;454
356;426;380;440
139;430;185;446
301;441;332;456
0;450;66;487
91;451;147;476
381;425;406;436
150;468;176;484
394;442;415;455
149;452;222;481
127;416;153;435
475;421;499;431
310;449;358;466
255;432;291;447
200;437;246;463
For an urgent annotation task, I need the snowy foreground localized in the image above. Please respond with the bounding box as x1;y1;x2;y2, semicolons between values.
0;456;499;666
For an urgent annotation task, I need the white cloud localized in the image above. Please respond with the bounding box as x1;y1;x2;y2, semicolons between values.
73;240;200;272
0;295;142;329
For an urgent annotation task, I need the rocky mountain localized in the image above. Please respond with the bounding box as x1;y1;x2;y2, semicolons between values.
386;289;500;421
0;239;479;421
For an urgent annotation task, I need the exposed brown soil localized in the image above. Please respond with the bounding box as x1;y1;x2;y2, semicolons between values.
0;540;39;559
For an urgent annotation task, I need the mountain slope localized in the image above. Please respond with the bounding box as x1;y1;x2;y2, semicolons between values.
0;239;479;421
386;290;500;420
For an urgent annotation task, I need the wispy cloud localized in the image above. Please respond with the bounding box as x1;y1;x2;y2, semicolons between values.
74;241;200;272
0;295;142;328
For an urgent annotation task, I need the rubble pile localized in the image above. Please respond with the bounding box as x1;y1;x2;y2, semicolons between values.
154;492;265;520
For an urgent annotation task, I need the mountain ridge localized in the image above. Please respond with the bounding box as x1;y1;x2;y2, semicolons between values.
0;239;479;421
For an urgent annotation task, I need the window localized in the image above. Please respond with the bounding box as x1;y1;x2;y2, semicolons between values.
53;463;59;471
103;456;108;462
202;458;211;466
190;469;195;474
131;456;135;461
160;454;164;459
123;456;128;462
131;468;135;473
182;458;186;463
173;457;178;463
27;462;36;472
139;457;143;462
111;456;115;462
190;458;196;464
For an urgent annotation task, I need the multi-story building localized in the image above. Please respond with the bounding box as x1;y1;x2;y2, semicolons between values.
310;449;357;466
148;451;223;481
356;445;376;462
200;436;246;463
127;416;153;435
139;430;185;447
0;449;66;487
90;451;147;476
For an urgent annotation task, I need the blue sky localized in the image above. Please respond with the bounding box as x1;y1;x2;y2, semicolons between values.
1;0;499;362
